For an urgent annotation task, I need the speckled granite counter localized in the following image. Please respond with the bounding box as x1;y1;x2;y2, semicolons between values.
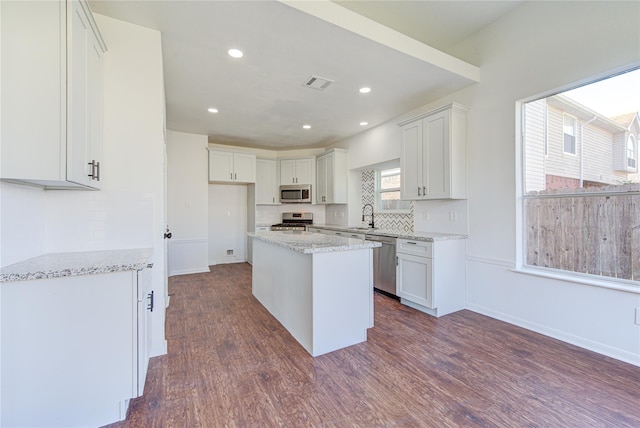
309;225;467;242
0;248;153;283
249;231;381;254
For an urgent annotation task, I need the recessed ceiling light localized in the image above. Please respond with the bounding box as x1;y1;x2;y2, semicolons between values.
228;48;243;58
303;124;311;129
360;121;369;126
207;108;219;113
359;87;371;94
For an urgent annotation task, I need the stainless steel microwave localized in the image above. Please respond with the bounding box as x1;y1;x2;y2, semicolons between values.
280;184;311;203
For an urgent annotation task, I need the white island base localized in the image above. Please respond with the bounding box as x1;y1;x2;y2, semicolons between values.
252;237;374;357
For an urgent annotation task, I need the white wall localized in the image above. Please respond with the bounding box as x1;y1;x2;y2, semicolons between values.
337;1;640;365
0;183;46;266
167;130;209;275
208;184;248;264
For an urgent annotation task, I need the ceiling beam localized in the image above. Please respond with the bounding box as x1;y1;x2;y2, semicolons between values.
279;0;481;83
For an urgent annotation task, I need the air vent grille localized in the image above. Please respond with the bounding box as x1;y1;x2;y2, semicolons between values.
303;75;334;91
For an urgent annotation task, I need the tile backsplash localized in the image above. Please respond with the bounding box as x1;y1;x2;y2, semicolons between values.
361;171;414;232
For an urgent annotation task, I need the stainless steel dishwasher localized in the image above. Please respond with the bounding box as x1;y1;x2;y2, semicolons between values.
365;234;397;297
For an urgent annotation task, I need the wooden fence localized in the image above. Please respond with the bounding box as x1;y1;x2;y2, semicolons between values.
525;184;640;281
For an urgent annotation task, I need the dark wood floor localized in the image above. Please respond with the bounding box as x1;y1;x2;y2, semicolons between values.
105;263;640;427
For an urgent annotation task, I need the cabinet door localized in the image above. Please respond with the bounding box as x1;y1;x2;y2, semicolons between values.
400;120;422;200
316;155;327;203
233;153;256;183
209;150;234;182
136;267;153;397
256;159;278;204
67;1;92;187
86;21;104;188
397;253;433;308
280;159;296;184
325;153;335;203
423;110;450;199
294;158;314;185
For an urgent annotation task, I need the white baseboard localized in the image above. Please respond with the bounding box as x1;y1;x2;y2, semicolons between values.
467;303;640;367
168;267;210;277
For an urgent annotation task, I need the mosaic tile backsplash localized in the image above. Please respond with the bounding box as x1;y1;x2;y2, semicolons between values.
361;170;414;232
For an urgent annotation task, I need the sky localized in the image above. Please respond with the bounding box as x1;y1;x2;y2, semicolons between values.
561;68;640;118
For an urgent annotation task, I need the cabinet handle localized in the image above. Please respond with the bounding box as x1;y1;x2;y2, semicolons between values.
417;186;421;196
95;161;100;181
88;160;96;179
231;173;233;180
272;197;275;203
147;290;154;312
423;186;426;195
407;241;417;245
396;256;399;266
234;173;237;180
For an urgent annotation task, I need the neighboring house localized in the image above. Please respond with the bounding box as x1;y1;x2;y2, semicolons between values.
525;95;639;192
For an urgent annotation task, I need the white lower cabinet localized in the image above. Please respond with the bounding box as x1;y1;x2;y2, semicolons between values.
1;268;152;427
396;238;465;317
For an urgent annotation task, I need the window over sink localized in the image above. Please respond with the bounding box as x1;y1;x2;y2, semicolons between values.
377;168;411;213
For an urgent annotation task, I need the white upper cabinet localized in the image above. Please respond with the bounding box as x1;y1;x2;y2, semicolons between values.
255;159;279;205
399;103;468;200
208;149;256;183
0;0;107;189
316;149;347;204
280;158;314;185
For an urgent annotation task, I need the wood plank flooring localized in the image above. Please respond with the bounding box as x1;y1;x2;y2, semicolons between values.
105;263;640;427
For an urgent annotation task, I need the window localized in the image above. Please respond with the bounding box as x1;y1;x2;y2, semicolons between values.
563;114;576;154
521;69;640;282
377;168;410;212
628;135;637;169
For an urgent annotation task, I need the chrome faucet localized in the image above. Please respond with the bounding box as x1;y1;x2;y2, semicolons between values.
362;203;375;228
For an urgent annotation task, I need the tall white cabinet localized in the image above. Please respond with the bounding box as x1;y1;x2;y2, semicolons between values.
256;159;280;205
1;0;107;189
316;148;347;204
399;103;468;200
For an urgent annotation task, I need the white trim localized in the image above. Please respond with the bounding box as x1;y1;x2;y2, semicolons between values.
466;254;514;268
466;303;640;367
168;267;210;277
512;266;640;294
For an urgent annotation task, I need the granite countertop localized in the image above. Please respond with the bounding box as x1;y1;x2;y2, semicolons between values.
0;248;153;283
309;224;468;242
249;231;381;254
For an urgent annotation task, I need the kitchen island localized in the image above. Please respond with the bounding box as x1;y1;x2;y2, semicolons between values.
250;231;381;356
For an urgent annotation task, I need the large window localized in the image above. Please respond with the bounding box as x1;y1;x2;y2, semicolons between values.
522;69;640;282
377;168;410;212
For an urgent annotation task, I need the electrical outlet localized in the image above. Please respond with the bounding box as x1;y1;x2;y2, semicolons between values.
635;308;640;325
449;211;457;222
423;211;430;220
226;249;233;255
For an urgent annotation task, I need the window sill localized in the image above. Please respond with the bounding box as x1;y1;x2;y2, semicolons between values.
511;266;640;294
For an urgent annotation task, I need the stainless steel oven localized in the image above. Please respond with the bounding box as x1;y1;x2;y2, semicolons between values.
271;212;313;231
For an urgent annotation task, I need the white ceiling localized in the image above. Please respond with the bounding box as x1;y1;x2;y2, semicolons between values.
90;0;523;150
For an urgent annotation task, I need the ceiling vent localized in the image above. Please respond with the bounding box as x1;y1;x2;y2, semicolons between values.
303;75;334;91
